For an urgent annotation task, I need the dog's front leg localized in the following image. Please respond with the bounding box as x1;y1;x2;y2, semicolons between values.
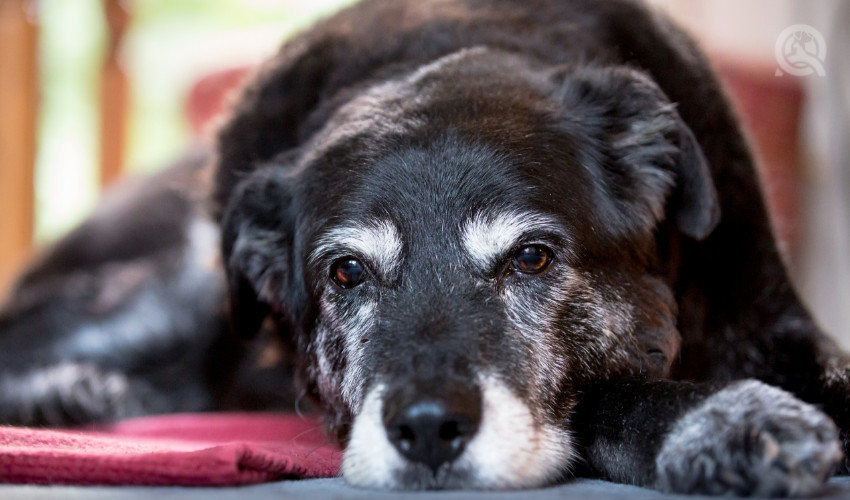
572;378;843;496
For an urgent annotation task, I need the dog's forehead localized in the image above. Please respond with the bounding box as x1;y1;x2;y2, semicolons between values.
301;131;591;275
298;50;609;267
312;135;547;245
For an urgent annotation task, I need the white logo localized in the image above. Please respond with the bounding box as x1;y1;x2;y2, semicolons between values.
775;24;827;77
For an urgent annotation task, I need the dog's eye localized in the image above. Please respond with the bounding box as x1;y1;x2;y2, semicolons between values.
512;245;551;274
332;258;365;288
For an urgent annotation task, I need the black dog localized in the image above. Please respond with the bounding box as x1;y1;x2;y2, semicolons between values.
2;0;849;495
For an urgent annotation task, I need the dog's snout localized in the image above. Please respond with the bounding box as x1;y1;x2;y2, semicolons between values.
383;388;481;474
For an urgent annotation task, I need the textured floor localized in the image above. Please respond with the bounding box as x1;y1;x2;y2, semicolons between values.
2;477;850;500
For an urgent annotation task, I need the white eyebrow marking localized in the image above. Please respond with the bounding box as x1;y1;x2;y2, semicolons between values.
462;210;564;268
311;219;403;276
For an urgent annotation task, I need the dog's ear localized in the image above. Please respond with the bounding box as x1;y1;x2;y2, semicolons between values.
667;123;720;240
557;66;720;241
220;169;294;340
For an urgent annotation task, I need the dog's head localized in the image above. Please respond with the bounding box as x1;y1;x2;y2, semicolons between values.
217;48;719;489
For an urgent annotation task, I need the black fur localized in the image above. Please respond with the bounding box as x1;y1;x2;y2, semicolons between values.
2;0;849;495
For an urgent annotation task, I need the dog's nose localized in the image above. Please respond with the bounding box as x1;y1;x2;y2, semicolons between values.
384;398;481;473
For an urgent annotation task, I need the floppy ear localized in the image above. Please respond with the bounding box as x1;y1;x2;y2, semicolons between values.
220;169;294;340
558;66;720;241
667;123;720;240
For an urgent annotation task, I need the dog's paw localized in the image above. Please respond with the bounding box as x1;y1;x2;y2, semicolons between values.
0;363;144;426
655;380;842;496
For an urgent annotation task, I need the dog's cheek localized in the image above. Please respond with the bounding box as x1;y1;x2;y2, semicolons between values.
499;270;612;424
501;269;640;403
320;293;377;408
307;291;378;439
306;323;349;441
500;268;580;405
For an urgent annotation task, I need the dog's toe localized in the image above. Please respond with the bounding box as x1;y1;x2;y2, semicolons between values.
753;420;842;495
655;380;842;497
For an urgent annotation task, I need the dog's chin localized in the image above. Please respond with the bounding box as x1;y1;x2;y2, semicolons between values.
341;376;576;490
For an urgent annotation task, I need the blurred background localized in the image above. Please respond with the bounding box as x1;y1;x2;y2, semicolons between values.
0;0;848;345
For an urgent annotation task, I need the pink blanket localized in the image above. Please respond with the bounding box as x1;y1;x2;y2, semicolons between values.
0;413;341;486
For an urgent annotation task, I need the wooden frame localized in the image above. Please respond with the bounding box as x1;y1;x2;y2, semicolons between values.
0;0;38;298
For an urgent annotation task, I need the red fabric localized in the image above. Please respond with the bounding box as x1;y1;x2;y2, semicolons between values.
0;413;341;486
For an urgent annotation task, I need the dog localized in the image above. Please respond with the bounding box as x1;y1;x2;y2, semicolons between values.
1;0;849;495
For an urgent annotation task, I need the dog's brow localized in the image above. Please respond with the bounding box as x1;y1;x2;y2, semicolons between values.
311;220;403;274
462;210;564;268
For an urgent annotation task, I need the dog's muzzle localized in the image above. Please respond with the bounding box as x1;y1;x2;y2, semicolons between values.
382;380;482;474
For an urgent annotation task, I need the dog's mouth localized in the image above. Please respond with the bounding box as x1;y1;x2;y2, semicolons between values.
341;375;575;490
